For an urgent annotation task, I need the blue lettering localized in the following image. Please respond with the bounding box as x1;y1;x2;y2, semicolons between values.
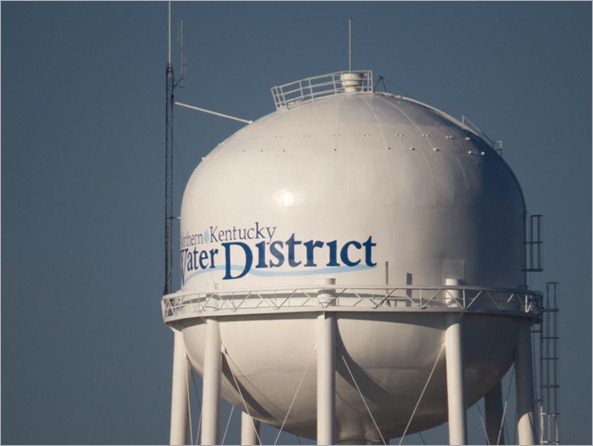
363;236;377;267
255;241;268;268
222;242;252;280
255;221;265;239
340;240;362;267
198;250;209;269
187;249;194;271
193;226;377;281
193;248;199;269
269;241;285;267
209;248;218;268
326;240;340;267
266;226;277;240
304;240;324;267
209;225;219;242
286;234;302;267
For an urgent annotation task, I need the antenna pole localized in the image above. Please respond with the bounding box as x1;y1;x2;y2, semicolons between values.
179;20;185;88
348;18;352;72
164;0;174;295
168;0;172;65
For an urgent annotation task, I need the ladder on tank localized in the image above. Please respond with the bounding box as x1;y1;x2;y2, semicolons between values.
533;282;560;445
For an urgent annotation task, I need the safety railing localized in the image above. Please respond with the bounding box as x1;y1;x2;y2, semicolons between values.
162;285;542;322
271;71;373;110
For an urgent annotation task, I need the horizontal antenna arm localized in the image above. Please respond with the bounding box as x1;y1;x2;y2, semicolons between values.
175;101;252;124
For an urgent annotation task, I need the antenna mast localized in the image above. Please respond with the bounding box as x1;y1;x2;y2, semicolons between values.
179;20;186;88
164;0;175;295
348;17;352;72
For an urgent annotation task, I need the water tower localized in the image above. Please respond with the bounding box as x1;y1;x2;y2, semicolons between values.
162;70;542;445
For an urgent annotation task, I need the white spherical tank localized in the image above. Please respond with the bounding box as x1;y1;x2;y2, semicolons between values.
167;72;536;442
180;92;525;293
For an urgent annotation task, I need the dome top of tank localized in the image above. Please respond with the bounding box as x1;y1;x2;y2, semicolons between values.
205;70;503;160
202;70;516;189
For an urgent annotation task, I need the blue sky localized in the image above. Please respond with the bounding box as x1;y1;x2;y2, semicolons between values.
2;2;591;444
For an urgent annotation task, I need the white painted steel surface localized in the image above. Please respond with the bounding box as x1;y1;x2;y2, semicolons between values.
179;92;525;295
178;311;525;441
516;320;537;444
445;314;467;445
445;279;467;445
169;329;190;445
241;412;260;445
201;318;221;445
167;76;538;443
316;312;336;445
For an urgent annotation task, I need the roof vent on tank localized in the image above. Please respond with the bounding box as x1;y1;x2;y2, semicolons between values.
341;72;364;93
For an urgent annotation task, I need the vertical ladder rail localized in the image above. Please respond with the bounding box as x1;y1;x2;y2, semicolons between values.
539;282;560;445
527;215;544;272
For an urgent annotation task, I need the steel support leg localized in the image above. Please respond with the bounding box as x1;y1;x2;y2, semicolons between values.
317;312;335;445
201;318;221;445
241;412;260;445
446;313;467;445
515;320;536;445
170;329;191;445
485;381;505;445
